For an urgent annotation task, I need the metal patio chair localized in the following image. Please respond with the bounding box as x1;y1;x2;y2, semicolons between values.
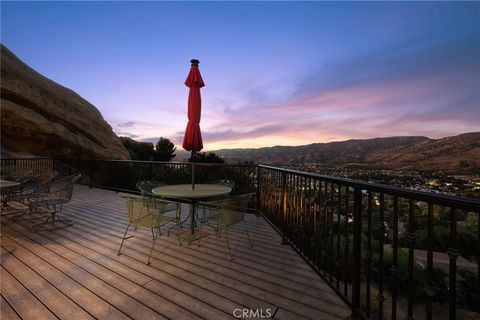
1;171;58;217
136;180;167;196
199;193;255;259
200;179;236;219
136;180;182;230
136;180;182;213
118;196;181;264
28;173;81;231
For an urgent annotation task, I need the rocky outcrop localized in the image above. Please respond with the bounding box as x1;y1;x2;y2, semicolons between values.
1;44;130;160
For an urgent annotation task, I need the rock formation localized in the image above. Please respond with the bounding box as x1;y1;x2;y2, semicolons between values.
1;44;130;160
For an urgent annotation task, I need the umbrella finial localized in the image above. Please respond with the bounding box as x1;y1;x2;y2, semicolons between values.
190;59;200;66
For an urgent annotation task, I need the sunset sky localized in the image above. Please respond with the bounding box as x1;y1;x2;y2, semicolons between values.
2;2;479;151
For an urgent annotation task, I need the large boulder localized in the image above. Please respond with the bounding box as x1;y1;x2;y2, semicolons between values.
1;44;130;160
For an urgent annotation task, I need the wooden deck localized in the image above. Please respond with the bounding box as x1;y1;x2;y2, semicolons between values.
1;185;351;320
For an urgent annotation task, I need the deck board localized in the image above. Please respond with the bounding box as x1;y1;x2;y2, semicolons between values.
0;235;129;320
0;265;57;320
0;246;93;320
1;185;351;320
0;294;22;320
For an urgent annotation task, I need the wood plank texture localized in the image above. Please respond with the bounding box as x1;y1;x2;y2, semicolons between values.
1;185;351;320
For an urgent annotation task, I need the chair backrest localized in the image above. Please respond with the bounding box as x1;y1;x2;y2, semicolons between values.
136;180;167;197
124;196;166;227
55;173;81;201
19;171;57;193
34;171;58;191
217;193;253;226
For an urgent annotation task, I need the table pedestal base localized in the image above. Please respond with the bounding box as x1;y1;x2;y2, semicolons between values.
179;202;210;244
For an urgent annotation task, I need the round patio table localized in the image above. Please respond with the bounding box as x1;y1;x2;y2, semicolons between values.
152;184;232;243
0;180;22;212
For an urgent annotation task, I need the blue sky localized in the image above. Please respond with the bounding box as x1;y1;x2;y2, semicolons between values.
2;2;479;150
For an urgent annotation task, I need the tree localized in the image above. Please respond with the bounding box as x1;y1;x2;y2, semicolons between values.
188;152;224;163
465;212;479;233
155;137;176;162
120;137;156;160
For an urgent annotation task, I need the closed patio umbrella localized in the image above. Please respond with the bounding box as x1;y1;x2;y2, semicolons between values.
182;59;204;189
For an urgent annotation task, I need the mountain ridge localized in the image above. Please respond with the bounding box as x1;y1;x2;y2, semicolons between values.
211;133;480;174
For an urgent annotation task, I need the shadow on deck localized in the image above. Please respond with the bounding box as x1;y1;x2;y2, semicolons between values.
1;185;351;320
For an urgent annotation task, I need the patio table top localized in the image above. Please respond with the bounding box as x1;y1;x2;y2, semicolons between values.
152;183;231;199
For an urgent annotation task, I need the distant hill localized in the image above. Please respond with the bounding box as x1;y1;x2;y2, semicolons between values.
214;136;428;164
213;133;480;174
362;132;480;173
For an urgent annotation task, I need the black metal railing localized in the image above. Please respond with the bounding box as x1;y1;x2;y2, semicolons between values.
1;158;54;177
1;158;478;319
257;165;479;320
1;158;257;194
51;158;257;195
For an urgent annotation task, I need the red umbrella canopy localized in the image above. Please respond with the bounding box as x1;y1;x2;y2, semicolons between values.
182;59;205;152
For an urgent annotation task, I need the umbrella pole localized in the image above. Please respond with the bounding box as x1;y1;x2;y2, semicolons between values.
191;151;195;189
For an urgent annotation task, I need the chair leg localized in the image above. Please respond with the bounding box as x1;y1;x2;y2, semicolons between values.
30;205;75;231
1;200;28;220
174;204;183;245
166;207;182;245
6;207;28;222
176;218;181;245
243;218;253;248
147;228;159;265
178;204;184;228
224;228;233;259
167;218;176;236
118;223;131;255
197;216;203;248
169;214;182;245
0;197;6;214
29;206;55;231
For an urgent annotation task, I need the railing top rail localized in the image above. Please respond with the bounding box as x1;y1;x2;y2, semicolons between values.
2;158;478;211
1;158;250;165
50;159;254;167
259;165;480;211
1;157;52;160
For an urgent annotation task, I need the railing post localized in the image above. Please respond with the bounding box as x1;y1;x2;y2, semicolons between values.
447;207;459;320
426;203;434;320
256;166;261;213
352;187;362;309
281;171;288;245
407;199;415;320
